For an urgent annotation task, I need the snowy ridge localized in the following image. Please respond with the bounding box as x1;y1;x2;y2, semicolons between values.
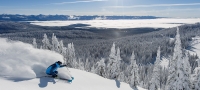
0;38;146;90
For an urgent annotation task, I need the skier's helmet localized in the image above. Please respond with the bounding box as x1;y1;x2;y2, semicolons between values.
57;61;62;65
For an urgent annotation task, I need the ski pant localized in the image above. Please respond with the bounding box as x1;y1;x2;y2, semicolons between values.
48;71;58;77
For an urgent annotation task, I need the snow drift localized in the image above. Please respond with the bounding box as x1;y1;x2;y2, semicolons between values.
0;38;64;80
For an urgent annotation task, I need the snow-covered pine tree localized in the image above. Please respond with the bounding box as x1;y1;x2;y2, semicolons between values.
59;40;67;64
42;33;51;50
128;50;140;89
106;42;116;78
183;53;191;74
166;27;191;90
32;38;37;48
84;58;90;72
71;43;76;68
149;47;161;90
59;40;66;56
118;71;125;82
117;51;125;81
193;59;200;89
138;65;145;87
77;58;84;70
66;43;76;68
160;67;168;90
95;58;106;77
182;52;191;89
109;43;116;60
52;33;60;53
110;47;121;79
116;47;122;79
166;27;182;90
107;43;121;79
116;47;121;61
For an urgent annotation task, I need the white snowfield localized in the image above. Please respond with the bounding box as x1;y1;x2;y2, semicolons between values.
0;38;146;90
30;18;200;29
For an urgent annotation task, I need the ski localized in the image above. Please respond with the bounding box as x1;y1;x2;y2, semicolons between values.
41;76;74;83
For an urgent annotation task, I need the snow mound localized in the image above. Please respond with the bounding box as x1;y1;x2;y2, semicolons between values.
0;38;64;80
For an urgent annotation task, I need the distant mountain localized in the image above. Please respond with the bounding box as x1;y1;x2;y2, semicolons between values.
0;14;162;21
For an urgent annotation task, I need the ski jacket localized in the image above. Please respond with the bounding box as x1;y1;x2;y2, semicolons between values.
46;62;65;75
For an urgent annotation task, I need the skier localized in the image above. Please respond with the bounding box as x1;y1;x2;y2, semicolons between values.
46;61;67;78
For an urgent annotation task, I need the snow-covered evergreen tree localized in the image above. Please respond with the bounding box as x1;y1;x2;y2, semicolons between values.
66;43;76;68
77;58;84;70
115;47;122;78
109;43;116;60
32;38;37;48
166;27;191;90
183;52;191;75
193;59;200;89
95;58;106;77
149;47;161;90
59;40;66;56
59;40;67;63
42;33;51;50
128;50;139;89
52;33;60;53
106;42;116;78
118;71;125;82
84;58;90;72
107;43;121;79
116;47;121;61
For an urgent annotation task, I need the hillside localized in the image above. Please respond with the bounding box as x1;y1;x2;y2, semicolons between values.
0;68;145;90
0;38;146;90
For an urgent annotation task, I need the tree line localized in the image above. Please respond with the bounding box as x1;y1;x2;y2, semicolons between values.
32;26;200;89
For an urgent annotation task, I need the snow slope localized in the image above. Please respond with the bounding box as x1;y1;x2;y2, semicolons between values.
0;38;146;90
30;18;200;29
0;68;146;90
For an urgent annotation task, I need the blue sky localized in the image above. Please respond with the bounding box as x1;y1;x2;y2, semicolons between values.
0;0;200;17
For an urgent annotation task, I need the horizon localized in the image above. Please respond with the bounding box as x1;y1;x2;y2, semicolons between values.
0;0;200;18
